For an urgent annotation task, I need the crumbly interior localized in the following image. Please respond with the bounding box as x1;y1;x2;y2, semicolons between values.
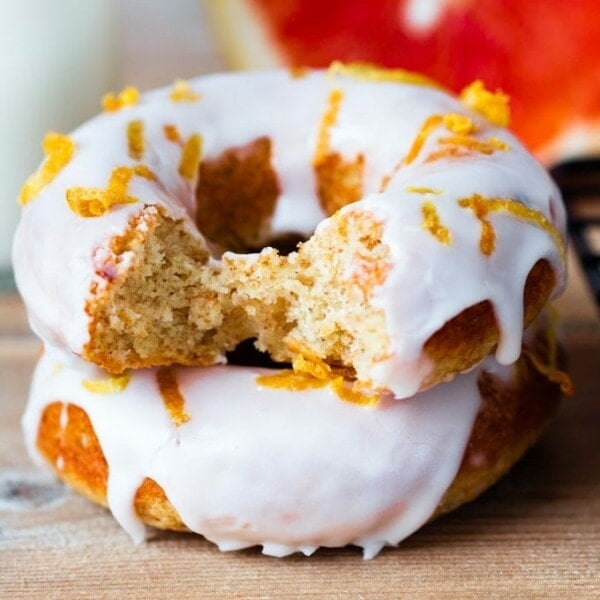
84;203;391;382
83;134;556;388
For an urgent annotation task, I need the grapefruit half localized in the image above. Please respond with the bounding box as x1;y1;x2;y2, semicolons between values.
205;0;600;163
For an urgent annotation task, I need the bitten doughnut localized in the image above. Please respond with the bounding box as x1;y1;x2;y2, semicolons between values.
13;63;566;398
23;319;566;558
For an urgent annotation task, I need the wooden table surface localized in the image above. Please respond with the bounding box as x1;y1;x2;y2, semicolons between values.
0;251;598;599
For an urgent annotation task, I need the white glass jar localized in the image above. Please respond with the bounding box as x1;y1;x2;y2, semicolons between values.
1;0;118;277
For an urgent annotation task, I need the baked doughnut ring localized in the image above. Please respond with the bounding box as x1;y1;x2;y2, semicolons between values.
13;64;566;398
24;319;566;558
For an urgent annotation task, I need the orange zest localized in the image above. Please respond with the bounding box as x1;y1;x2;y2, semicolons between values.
459;80;510;127
458;194;499;256
156;367;191;427
522;349;574;396
380;112;485;191
405;185;443;195
178;133;203;180
18;133;75;205
313;88;344;165
255;370;329;391
255;340;331;391
380;114;443;191
292;352;331;380
256;340;380;406
404;114;443;166
486;136;510;151
289;66;309;79
422;201;451;245
438;135;510;155
330;377;379;406
425;146;471;163
66;164;156;217
169;79;201;102
458;193;565;260
82;373;130;394
521;306;573;396
442;113;476;135
127;119;145;160
164;124;183;144
328;61;439;89
102;86;140;112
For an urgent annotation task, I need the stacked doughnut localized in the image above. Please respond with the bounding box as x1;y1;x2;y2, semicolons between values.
14;64;571;558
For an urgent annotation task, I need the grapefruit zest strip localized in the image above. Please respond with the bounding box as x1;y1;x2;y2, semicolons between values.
458;193;565;260
66;165;157;217
438;135;510;154
82;373;131;394
127;120;145;160
405;186;443;195
328;61;440;89
178;133;203;180
257;340;379;406
459;80;510;127
102;86;140;112
156;367;191;427
522;349;574;396
443;113;476;135
313;88;344;166
164;124;183;144
169;79;201;102
422;201;452;245
18;133;75;205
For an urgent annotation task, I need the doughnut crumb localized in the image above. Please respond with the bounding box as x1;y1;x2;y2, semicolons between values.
82;201;394;388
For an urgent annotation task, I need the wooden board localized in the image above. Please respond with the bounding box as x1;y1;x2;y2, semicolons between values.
1;254;599;599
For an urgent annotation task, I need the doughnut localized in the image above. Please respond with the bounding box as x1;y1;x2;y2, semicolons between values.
13;63;566;399
23;318;567;558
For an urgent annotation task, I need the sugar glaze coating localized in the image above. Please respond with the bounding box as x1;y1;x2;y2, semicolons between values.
24;347;494;558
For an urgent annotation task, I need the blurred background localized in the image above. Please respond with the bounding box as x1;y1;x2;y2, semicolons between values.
0;0;223;283
2;0;599;285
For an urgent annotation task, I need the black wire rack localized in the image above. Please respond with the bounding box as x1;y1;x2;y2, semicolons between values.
551;158;600;308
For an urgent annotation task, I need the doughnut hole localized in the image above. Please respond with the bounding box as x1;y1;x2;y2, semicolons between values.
195;137;282;253
195;138;365;254
225;338;289;369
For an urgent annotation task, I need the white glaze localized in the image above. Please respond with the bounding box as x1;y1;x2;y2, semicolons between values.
23;347;500;558
12;69;566;397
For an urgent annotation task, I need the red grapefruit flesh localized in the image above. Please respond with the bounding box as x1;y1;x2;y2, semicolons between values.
206;0;600;162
